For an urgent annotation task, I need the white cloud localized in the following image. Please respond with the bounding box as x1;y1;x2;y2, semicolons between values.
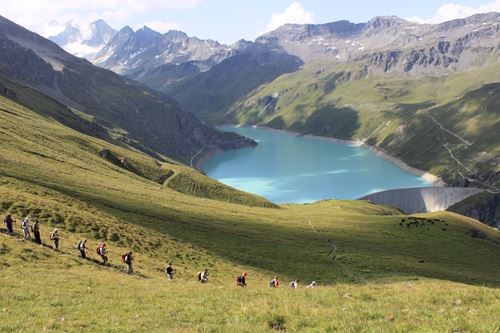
264;1;315;32
406;0;500;24
132;21;182;33
0;0;203;36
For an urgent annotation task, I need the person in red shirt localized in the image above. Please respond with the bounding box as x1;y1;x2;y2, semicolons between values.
236;272;247;287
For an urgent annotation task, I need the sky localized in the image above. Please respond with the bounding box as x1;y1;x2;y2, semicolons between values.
1;0;499;44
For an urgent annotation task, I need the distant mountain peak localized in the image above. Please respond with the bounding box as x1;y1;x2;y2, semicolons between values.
164;30;189;39
136;25;161;37
49;19;116;60
138;25;154;32
364;16;410;31
92;19;109;27
118;25;134;35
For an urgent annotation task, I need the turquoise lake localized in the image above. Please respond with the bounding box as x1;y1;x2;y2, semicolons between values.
202;125;432;203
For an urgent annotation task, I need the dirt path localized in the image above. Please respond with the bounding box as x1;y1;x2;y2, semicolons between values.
307;217;367;283
423;112;499;193
425;113;472;146
189;145;215;168
442;143;475;174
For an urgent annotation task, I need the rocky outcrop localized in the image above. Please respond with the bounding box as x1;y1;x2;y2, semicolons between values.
366;51;403;72
448;193;500;228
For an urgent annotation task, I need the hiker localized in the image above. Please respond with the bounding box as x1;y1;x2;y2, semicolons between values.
197;269;209;283
289;279;299;288
123;251;133;274
236;272;247;287
77;239;87;259
306;281;316;288
21;216;31;240
270;276;280;288
4;214;14;235
165;262;174;279
97;243;108;265
49;229;59;251
32;220;41;244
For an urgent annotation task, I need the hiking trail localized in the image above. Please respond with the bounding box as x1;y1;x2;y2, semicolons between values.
307;216;366;284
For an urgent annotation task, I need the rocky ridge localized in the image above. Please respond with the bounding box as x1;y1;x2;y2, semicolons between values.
94;25;237;87
256;13;500;75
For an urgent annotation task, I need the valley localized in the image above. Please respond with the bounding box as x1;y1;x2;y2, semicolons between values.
0;6;499;332
1;91;499;331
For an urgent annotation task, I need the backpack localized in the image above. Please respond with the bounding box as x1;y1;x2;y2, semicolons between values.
236;275;242;284
50;232;55;240
269;280;275;288
96;246;101;255
121;253;127;263
197;272;202;281
76;240;83;250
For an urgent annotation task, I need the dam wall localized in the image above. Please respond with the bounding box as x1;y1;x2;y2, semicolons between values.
360;187;485;214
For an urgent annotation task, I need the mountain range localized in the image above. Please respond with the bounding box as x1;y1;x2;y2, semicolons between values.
0;15;253;164
64;14;498;89
46;13;498;225
2;13;499;225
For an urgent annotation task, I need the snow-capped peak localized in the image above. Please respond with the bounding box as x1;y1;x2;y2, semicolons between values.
49;19;117;60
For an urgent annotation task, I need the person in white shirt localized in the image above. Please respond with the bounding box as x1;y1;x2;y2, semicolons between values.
198;269;209;283
21;216;31;240
306;281;316;288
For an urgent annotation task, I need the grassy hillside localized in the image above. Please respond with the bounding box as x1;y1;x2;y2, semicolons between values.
1;87;499;331
165;169;278;208
1;233;499;332
225;61;500;187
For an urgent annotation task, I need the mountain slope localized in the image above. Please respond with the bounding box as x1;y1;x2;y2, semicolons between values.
0;15;253;163
161;14;499;128
227;60;500;188
164;45;303;122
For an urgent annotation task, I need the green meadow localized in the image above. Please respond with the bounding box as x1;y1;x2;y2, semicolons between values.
1;91;499;332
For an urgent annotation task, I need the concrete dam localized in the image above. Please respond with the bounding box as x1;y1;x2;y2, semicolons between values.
360;187;485;214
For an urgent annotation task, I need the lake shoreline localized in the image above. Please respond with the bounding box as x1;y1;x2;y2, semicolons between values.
193;124;445;187
192;146;223;171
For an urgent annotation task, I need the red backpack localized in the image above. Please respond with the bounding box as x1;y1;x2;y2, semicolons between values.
96;246;101;255
121;253;127;263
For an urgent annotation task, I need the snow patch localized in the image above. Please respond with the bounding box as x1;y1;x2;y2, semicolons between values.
64;42;103;59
